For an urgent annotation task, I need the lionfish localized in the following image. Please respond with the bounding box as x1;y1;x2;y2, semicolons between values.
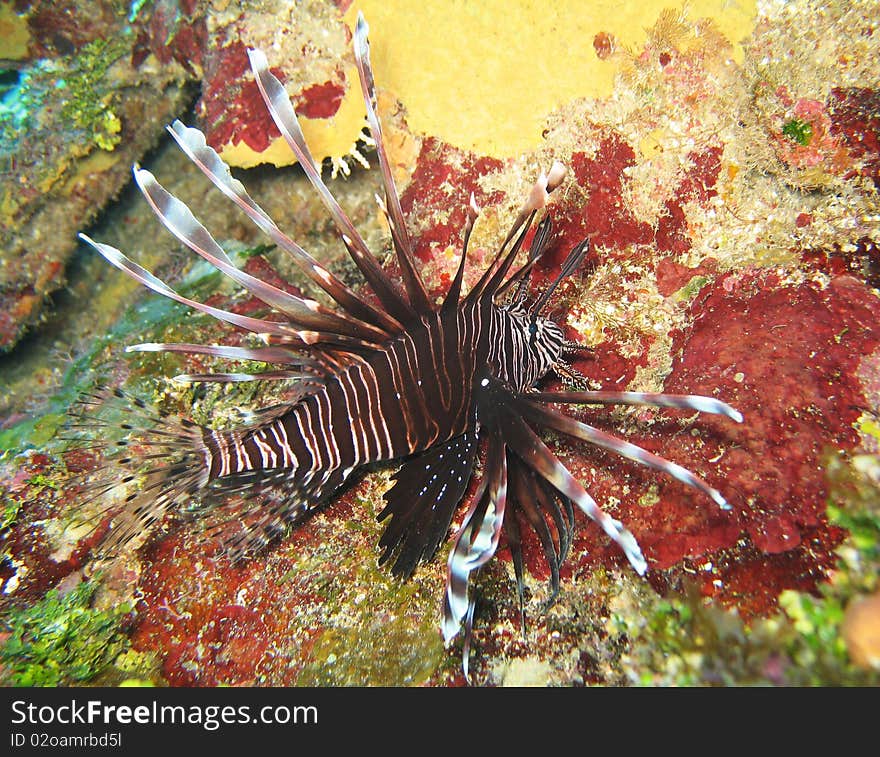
74;15;742;659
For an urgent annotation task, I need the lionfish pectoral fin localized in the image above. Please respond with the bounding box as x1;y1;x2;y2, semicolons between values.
506;461;574;605
500;491;528;636
442;433;508;645
481;378;648;575
528;390;743;424
378;432;478;578
519;394;738;510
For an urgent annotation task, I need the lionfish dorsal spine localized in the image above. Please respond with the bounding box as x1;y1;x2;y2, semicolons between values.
442;193;480;311
78;234;308;340
353;13;433;315
132;167;385;345
164;120;401;336
248;46;423;325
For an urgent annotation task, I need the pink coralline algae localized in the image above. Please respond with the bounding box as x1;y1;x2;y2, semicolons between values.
551;134;652;257
655;256;718;297
129;529;298;686
828;87;880;189
198;39;347;155
198;39;283;154
665;272;878;550
130;0;207;73
295;81;347;119
655;146;722;255
529;133;876;616
0;452;97;602
198;35;346;153
658;273;876;600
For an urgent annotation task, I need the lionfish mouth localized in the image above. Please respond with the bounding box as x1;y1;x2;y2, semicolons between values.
72;12;743;681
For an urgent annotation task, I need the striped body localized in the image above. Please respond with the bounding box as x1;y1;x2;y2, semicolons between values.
203;299;565;506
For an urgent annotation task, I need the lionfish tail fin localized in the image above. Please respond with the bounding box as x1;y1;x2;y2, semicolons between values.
196;468;341;564
65;386;209;556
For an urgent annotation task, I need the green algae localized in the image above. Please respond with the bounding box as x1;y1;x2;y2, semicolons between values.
292;486;446;686
671;274;710;303
1;495;22;532
782;117;813;146
612;585;787;686
0;35;128;184
296;613;444;686
59;38;128;152
97;648;164;687
0;413;66;454
0;580;131;687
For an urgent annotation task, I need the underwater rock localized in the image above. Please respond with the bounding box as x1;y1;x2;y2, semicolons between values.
0;0;411;352
0;1;200;352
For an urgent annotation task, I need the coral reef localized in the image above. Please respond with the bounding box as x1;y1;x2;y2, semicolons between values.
1;0;879;687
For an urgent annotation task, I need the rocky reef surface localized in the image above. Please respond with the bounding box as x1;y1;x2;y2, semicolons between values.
1;0;878;686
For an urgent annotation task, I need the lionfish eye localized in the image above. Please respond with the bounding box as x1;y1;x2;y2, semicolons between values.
528;320;539;345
